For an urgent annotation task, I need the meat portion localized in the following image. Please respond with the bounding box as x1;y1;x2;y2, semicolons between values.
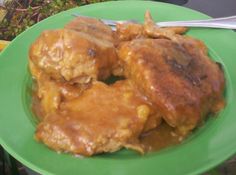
144;11;188;39
116;22;144;41
29;60;61;115
35;80;160;156
29;16;118;116
114;11;189;80
29;28;117;84
30;11;226;156
29;59;90;117
118;38;225;134
116;11;187;42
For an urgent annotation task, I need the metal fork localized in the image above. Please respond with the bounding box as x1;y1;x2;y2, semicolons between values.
72;14;236;29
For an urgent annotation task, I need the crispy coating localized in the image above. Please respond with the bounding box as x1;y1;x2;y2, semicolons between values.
29;60;88;117
118;38;225;134
30;11;225;156
144;11;188;39
116;11;188;42
35;80;158;156
116;22;144;41
29;29;117;84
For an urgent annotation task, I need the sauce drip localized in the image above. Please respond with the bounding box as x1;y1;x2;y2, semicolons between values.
140;122;186;152
32;91;45;122
32;89;186;153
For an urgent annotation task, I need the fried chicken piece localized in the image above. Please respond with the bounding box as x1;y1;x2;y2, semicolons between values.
29;28;117;84
113;23;145;76
144;11;188;39
29;17;118;115
115;11;187;42
116;22;144;41
35;80;161;156
114;11;188;80
118;38;225;134
29;60;88;118
65;16;122;75
29;60;61;115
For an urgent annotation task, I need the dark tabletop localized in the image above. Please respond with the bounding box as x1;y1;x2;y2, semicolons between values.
163;0;236;17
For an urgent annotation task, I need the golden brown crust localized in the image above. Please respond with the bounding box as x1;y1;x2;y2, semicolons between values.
29;29;117;84
116;22;145;41
35;80;155;156
118;38;225;133
144;11;188;39
30;11;225;156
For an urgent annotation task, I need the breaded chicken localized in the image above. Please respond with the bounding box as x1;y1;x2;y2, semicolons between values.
118;38;225;134
31;11;225;156
29;60;89;117
116;22;144;41
115;11;187;42
29;29;117;84
144;11;188;39
35;80;160;156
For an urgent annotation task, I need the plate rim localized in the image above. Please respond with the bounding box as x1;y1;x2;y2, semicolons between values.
0;1;236;175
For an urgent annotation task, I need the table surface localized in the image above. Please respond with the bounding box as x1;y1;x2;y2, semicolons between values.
165;0;236;17
1;0;236;175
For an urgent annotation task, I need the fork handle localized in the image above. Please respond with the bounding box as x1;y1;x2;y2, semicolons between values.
156;15;236;29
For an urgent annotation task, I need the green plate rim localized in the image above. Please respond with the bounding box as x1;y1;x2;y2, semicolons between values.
0;1;236;175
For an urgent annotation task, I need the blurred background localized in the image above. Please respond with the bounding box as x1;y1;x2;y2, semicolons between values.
0;0;236;174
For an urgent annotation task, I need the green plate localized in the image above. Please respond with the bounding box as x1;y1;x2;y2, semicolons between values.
0;1;236;175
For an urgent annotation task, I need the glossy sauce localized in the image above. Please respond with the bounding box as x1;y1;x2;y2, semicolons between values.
29;13;225;156
140;122;186;152
32;90;186;153
32;92;45;122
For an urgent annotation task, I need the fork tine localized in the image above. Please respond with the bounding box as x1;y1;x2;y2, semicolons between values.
101;19;117;26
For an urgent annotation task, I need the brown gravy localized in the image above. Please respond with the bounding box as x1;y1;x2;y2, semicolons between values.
32;91;45;122
32;91;186;153
140;122;185;152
